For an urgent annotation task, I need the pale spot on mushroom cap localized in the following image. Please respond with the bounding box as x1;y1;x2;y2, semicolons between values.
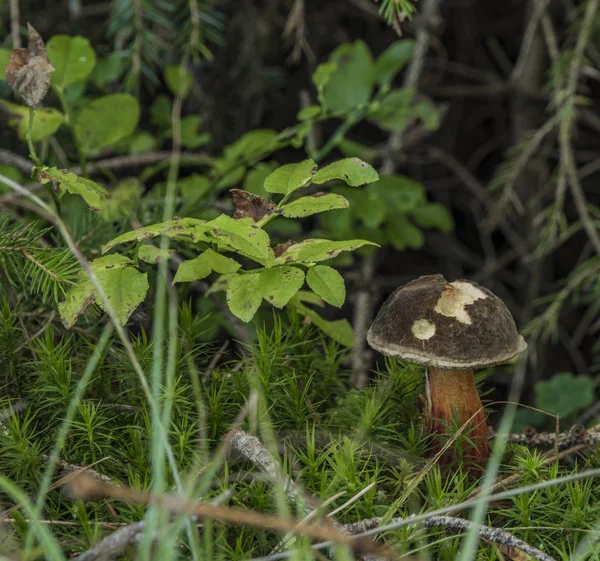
433;281;487;325
412;318;436;340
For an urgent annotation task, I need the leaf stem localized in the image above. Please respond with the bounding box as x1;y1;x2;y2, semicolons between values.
28;106;61;214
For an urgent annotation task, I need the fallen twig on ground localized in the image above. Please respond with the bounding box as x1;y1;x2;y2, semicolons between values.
342;515;556;561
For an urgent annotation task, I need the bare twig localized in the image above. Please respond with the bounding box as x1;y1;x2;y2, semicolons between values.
342;515;556;561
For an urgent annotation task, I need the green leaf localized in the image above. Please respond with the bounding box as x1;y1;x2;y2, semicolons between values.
258;266;305;308
535;373;595;418
138;245;174;264
173;249;241;283
290;295;354;347
410;203;453;233
0;164;23;186
223;129;281;163
297;105;321;120
226;273;263;322
90;54;124;87
244;162;279;199
312;158;378;187
280;193;349;218
100;178;143;221
38;166;110;211
164;65;193;97
129;132;158;154
103;218;209;253
306;265;345;307
179;174;212;204
386;217;424;250
75;93;140;155
180;115;210;149
353;188;386;228
46;35;96;90
276;239;377;263
151;95;172;128
0;49;11;81
368;88;414;132
369;89;440;133
264;159;317;195
319;40;375;112
337;138;378;164
0;101;63;141
370;174;425;213
206;215;273;264
59;254;149;327
373;40;414;87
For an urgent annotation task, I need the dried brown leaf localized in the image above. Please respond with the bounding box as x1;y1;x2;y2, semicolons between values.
230;188;276;222
5;23;54;107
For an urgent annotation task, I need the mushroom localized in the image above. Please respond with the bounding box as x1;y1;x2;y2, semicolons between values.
367;274;526;473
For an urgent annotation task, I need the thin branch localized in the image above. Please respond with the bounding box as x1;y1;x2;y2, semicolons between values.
343;515;556;561
9;0;20;48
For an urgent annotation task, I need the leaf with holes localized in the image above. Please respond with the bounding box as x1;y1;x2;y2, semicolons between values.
103;218;209;253
38;166;109;211
264;159;317;195
280;193;349;218
276;239;377;264
46;35;96;90
312;158;378;187
306;265;345;307
258;266;305;308
138;245;173;264
206;215;273;264
226;273;263;322
174;249;240;283
75;93;140;155
59;254;148;327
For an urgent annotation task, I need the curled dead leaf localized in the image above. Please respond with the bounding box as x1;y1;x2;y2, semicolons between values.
230;188;276;222
5;23;54;107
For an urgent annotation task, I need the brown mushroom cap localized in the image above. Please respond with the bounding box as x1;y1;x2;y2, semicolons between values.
367;274;527;370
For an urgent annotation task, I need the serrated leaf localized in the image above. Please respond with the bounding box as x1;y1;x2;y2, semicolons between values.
306;265;345;307
535;373;595;418
258;266;305;308
103;218;209;253
59;254;148;327
206;215;273;264
164;65;193;97
373;40;414;87
226;273;263;322
75;93;140;155
276;239;377;263
173;249;240;283
38;166;109;210
264;159;317;195
318;40;374;112
280;193;349;218
0;100;63;141
46;35;96;90
138;245;173;263
100;178;143;221
410;203;454;233
312;158;378;187
386;217;424;250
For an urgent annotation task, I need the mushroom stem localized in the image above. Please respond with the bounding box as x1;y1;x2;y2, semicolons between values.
426;368;489;473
